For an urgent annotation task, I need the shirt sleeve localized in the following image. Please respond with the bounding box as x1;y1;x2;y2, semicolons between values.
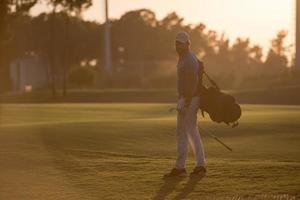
177;64;185;99
184;63;198;102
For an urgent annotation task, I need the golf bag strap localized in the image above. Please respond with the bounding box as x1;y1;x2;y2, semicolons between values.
203;71;220;91
196;58;219;90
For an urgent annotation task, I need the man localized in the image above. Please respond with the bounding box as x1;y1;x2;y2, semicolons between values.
164;32;206;178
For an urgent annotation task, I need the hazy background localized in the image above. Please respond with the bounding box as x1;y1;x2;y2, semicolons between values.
0;0;299;104
31;0;294;53
0;2;300;199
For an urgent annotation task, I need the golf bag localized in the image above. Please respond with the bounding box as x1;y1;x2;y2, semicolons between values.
197;61;241;127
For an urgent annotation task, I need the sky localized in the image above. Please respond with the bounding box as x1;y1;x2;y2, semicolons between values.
31;0;295;54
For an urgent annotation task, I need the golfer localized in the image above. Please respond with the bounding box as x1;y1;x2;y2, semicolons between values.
165;32;206;178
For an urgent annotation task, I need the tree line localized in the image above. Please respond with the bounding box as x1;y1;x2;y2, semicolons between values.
1;4;298;94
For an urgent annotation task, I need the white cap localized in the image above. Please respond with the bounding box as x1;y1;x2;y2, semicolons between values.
175;31;190;44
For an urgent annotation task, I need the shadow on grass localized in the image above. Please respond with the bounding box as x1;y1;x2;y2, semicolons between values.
153;175;204;200
153;177;185;200
173;176;204;200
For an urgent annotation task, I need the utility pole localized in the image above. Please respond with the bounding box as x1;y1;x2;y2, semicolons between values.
296;0;300;69
104;0;112;73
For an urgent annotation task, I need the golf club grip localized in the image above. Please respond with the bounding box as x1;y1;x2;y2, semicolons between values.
214;137;233;152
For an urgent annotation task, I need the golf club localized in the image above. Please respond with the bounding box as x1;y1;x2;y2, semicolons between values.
169;107;233;152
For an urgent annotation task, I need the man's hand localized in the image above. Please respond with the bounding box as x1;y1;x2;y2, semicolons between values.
177;98;186;114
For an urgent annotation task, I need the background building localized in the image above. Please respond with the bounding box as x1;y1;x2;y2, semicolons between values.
10;56;49;92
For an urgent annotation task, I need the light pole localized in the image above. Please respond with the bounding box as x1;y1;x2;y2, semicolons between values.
104;0;112;73
296;0;300;69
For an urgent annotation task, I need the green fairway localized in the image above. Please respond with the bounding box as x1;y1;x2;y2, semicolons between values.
0;104;299;199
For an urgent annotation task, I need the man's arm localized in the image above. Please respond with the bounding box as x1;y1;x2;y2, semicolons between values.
177;65;185;99
177;65;187;113
184;64;198;103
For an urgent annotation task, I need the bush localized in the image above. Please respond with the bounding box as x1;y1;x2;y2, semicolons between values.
68;67;95;88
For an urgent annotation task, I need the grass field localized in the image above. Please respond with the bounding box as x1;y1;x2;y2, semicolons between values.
0;104;299;199
1;85;300;105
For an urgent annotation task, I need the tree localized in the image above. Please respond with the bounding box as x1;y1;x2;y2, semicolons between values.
264;30;289;72
54;0;92;97
231;38;251;69
35;0;92;97
0;0;37;92
68;66;95;88
190;23;208;58
214;34;231;72
159;12;183;31
111;9;159;62
4;9;293;91
249;45;263;70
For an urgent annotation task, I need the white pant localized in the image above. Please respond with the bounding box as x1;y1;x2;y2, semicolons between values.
175;97;205;169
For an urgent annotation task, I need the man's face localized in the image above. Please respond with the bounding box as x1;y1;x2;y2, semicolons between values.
175;41;189;56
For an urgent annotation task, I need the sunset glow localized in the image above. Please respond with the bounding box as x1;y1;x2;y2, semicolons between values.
29;0;294;53
78;0;294;51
